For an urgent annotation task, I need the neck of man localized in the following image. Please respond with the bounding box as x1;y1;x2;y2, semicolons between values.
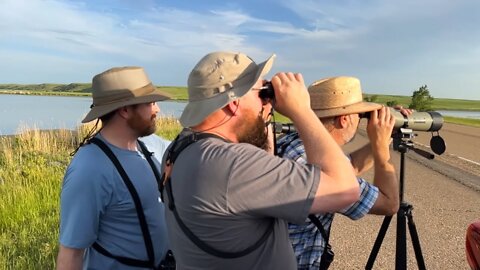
325;126;346;146
100;119;140;151
191;110;238;143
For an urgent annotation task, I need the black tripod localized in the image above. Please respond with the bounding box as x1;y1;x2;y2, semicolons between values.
365;129;433;270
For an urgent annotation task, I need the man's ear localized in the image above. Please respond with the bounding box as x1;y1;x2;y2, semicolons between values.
225;99;241;116
336;115;349;128
117;106;130;119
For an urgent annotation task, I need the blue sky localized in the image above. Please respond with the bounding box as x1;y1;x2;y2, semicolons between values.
1;0;479;100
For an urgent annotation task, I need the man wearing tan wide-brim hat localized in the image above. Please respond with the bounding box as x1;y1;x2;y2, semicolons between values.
57;66;173;269
278;76;404;269
161;52;360;269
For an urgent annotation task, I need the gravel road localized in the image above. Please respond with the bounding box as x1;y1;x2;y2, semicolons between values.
331;122;480;269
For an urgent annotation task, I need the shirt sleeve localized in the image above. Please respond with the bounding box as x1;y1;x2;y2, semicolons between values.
58;149;114;248
225;143;320;224
339;177;379;220
278;134;379;220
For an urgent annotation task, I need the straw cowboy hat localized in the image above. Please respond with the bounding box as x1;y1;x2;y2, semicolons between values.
308;76;382;118
82;66;170;123
180;51;275;127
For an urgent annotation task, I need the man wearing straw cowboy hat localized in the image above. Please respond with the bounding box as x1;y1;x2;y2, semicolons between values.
57;67;174;269
277;76;402;269
160;52;360;269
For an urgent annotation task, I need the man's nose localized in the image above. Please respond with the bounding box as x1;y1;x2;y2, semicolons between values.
153;102;160;114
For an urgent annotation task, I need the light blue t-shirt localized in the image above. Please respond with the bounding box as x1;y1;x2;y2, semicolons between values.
59;134;171;269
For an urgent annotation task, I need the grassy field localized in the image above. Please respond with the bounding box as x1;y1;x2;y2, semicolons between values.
363;94;480;111
444;116;480;127
0;118;181;270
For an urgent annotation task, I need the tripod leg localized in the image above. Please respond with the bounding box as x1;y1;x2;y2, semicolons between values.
396;206;407;270
406;209;426;270
366;215;393;270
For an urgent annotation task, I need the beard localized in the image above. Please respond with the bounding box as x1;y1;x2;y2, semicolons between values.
342;123;358;144
237;109;269;151
127;110;157;137
343;132;356;144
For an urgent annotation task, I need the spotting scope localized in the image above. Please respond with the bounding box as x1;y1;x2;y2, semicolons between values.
360;108;444;132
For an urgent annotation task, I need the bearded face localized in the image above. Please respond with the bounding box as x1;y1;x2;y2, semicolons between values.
237;107;269;151
126;105;157;137
342;113;360;144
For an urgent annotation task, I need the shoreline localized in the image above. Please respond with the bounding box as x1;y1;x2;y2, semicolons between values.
0;91;189;101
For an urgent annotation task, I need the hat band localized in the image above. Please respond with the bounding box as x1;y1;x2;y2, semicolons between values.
91;83;156;108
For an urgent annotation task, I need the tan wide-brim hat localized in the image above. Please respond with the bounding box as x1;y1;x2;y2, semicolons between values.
180;52;275;127
82;66;170;123
308;76;382;118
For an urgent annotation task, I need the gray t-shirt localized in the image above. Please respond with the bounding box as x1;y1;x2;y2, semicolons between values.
163;132;320;270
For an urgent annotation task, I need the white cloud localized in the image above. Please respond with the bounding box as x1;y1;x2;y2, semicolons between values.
1;0;479;99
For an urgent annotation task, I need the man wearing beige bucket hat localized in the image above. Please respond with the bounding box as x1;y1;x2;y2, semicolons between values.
278;76;402;269
160;52;360;269
57;67;174;269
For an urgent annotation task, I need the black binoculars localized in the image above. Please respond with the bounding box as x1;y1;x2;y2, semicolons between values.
258;81;275;100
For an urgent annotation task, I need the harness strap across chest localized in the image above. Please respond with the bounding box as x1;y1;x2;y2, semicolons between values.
161;132;275;259
89;137;162;269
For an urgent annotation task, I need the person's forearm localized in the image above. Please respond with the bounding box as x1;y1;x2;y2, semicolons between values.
349;143;374;175
56;245;84;270
371;159;399;215
370;142;399;215
291;110;359;210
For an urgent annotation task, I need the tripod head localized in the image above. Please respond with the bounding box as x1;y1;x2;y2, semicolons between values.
392;128;446;159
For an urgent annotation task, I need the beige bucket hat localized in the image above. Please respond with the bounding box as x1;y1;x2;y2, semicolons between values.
308;76;382;118
82;66;170;123
180;51;275;127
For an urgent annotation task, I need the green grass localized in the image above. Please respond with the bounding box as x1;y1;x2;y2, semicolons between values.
0;129;74;269
0;118;181;270
444;116;480;127
157;86;188;100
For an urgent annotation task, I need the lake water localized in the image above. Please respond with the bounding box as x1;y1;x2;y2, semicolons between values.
0;94;186;135
1;95;479;135
436;110;480;119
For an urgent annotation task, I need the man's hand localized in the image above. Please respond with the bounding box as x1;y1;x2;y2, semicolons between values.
392;105;413;117
367;106;395;163
269;72;310;121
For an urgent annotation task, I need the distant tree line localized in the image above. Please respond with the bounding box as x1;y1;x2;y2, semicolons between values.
364;85;434;111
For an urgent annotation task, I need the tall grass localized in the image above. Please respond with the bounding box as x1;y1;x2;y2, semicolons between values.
0;118;181;270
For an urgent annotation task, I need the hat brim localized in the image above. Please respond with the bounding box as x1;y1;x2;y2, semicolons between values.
180;54;275;127
313;101;382;118
81;89;170;123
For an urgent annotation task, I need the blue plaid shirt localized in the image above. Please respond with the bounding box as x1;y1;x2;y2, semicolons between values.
277;132;379;270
